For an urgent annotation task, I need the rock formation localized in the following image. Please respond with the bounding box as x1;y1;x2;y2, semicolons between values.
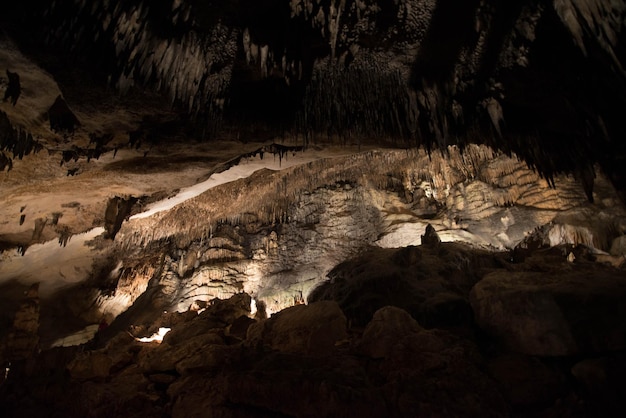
0;1;625;417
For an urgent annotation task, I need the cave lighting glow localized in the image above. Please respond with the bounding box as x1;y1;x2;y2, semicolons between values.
136;327;171;343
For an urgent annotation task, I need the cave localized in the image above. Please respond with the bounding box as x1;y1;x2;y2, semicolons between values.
1;1;625;417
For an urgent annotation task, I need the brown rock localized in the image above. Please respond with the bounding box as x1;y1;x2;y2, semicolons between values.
421;223;441;248
487;353;568;407
358;306;423;359
246;301;347;356
163;293;251;345
138;332;224;373
2;283;40;361
470;270;626;356
378;320;508;417
67;351;113;380
570;355;626;416
175;345;231;375
308;243;495;328
226;315;257;340
147;372;178;385
77;368;160;418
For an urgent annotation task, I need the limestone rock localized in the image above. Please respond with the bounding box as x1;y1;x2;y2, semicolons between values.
487;354;568;407
168;375;228;418
420;293;473;328
67;351;113;380
199;292;252;325
391;245;422;266
161;316;226;346
571;355;626;416
246;301;347;356
169;354;387;418
1;284;40;362
103;331;140;371
421;223;441;248
376;314;508;417
226;315;256;340
470;270;626;356
138;332;224;373
161;293;250;345
358;306;423;359
610;235;626;256
175;344;231;375
76;366;161;418
309;243;497;327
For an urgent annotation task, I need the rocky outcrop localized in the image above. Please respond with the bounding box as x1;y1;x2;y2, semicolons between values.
0;284;40;363
0;283;40;390
486;353;568;408
470;269;626;356
611;235;626;256
101;145;625;329
246;300;347;356
357;306;425;359
309;242;498;327
59;297;509;418
3;239;626;417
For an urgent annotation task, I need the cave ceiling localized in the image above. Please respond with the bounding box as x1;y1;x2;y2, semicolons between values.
0;0;624;192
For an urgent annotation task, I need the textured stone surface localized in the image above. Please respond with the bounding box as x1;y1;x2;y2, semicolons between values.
487;353;568;407
247;300;347;356
610;235;626;256
0;284;40;365
308;242;499;327
471;269;626;356
357;306;424;359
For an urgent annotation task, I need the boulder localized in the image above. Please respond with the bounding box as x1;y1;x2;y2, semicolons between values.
470;270;626;356
175;344;232;376
246;301;347;356
67;351;113;380
226;315;256;340
571;355;626;416
610;235;626;256
487;354;568;407
371;308;508;417
76;366;161;418
162;293;251;345
309;243;496;327
358;306;423;359
198;293;252;325
138;332;223;373
169;354;387;418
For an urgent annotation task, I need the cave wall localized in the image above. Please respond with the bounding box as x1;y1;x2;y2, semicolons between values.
81;146;624;324
3;0;625;194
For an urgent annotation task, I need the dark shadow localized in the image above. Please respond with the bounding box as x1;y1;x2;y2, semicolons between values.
410;0;481;87
3;70;21;106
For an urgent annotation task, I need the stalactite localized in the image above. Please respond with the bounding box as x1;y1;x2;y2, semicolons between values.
299;60;415;140
0;111;42;167
115;144;562;257
16;0;623;197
